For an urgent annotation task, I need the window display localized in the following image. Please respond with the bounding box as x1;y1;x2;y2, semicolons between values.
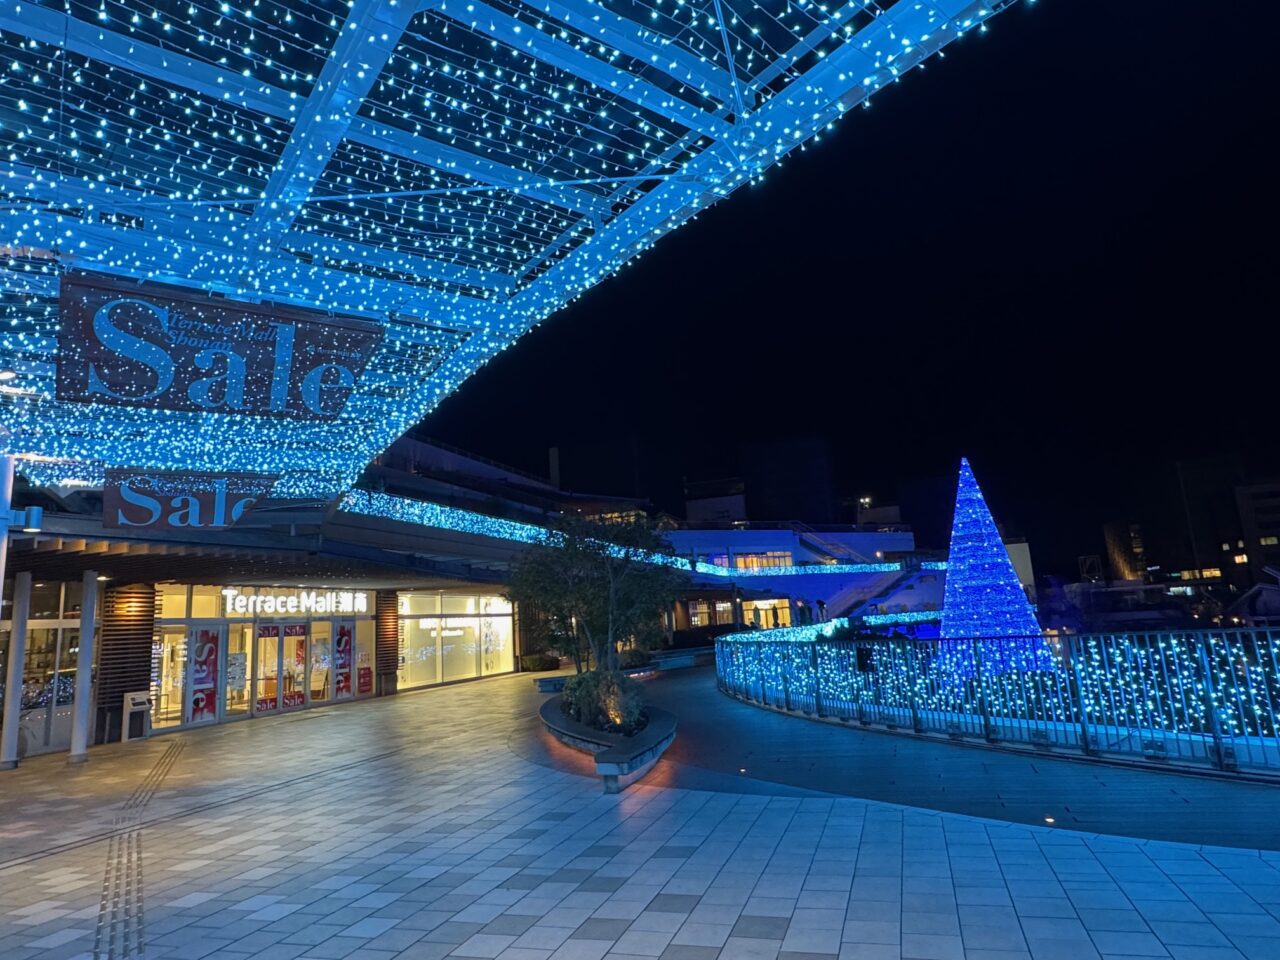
397;592;514;690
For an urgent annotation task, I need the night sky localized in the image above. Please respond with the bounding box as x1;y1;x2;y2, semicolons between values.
425;0;1279;577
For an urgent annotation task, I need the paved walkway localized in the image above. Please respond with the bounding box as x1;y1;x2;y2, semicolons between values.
1;671;1279;960
630;669;1280;849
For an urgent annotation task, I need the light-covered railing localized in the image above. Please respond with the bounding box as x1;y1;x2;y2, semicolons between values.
715;629;1280;775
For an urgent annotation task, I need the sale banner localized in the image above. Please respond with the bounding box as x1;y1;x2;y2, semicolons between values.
335;621;353;697
189;628;220;723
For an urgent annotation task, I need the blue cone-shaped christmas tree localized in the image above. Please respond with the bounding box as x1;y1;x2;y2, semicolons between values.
939;458;1054;676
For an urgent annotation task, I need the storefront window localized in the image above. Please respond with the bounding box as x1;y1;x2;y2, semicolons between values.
152;628;187;729
225;624;252;717
399;593;440;616
480;615;514;676
355;621;375;696
63;581;84;619
443;596;478;615
29;582;62;620
397;592;515;690
157;583;189;619
441;619;478;682
190;586;222;619
310;621;332;703
401;618;441;688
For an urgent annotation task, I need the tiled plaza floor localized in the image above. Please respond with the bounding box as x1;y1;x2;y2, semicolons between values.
2;671;1280;960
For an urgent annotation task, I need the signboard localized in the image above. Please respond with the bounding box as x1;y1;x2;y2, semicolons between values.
104;470;277;530
358;666;373;695
220;587;369;617
57;272;384;420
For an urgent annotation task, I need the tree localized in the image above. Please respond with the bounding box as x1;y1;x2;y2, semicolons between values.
508;515;687;673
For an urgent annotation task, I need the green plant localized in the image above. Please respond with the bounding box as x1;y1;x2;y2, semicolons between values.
520;653;561;672
561;670;646;735
619;647;652;669
508;515;687;673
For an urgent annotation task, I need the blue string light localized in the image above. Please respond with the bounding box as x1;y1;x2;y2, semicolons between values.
0;1;1029;495
939;458;1052;675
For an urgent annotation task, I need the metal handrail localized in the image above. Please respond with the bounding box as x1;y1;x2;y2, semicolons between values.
715;628;1280;776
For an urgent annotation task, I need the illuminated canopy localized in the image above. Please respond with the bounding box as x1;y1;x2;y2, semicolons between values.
1;0;1022;496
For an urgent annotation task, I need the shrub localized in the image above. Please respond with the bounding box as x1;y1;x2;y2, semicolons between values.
561;670;647;735
520;653;562;672
619;647;652;669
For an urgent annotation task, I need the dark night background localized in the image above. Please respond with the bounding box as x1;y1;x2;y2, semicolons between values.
424;0;1279;577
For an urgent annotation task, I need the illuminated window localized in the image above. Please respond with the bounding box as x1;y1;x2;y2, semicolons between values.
1234;554;1249;565
1262;536;1279;546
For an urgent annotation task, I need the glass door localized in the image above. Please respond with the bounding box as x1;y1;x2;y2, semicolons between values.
282;624;307;710
255;625;281;714
187;626;222;725
152;628;188;729
333;620;354;700
310;621;332;705
225;624;252;718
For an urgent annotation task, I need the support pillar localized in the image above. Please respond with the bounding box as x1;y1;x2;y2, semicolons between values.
1;571;32;769
68;570;98;764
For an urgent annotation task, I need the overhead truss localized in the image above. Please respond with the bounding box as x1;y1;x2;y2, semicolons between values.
0;0;1025;496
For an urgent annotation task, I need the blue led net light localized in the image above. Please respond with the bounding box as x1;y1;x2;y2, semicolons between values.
715;627;1280;770
939;458;1053;676
339;490;901;577
0;0;1028;495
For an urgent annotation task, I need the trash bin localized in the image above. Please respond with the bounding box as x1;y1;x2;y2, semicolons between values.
122;691;152;742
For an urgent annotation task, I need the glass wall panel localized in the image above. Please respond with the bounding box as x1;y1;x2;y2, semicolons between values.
480;615;514;676
63;581;84;618
225;624;252;717
399;593;440;616
29;583;61;619
442;596;478;615
333;620;353;700
401;618;441;688
156;583;189;619
151;629;187;728
189;626;221;723
480;596;512;616
283;625;307;709
355;620;375;696
441;618;479;682
190;586;221;619
256;625;280;713
310;621;332;703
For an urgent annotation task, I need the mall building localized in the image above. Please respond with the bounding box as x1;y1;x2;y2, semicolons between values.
0;434;927;760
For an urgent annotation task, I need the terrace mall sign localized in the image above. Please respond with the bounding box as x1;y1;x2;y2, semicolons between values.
220;587;369;616
57;272;383;420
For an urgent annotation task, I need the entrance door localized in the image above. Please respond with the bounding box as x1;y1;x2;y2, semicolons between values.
310;622;332;705
281;624;307;711
152;628;188;729
255;624;281;714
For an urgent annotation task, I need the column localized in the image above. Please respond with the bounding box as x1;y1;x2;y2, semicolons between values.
68;569;98;763
1;572;32;769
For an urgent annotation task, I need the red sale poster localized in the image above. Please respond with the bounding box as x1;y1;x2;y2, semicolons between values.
358;666;373;695
189;628;220;723
335;621;353;697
